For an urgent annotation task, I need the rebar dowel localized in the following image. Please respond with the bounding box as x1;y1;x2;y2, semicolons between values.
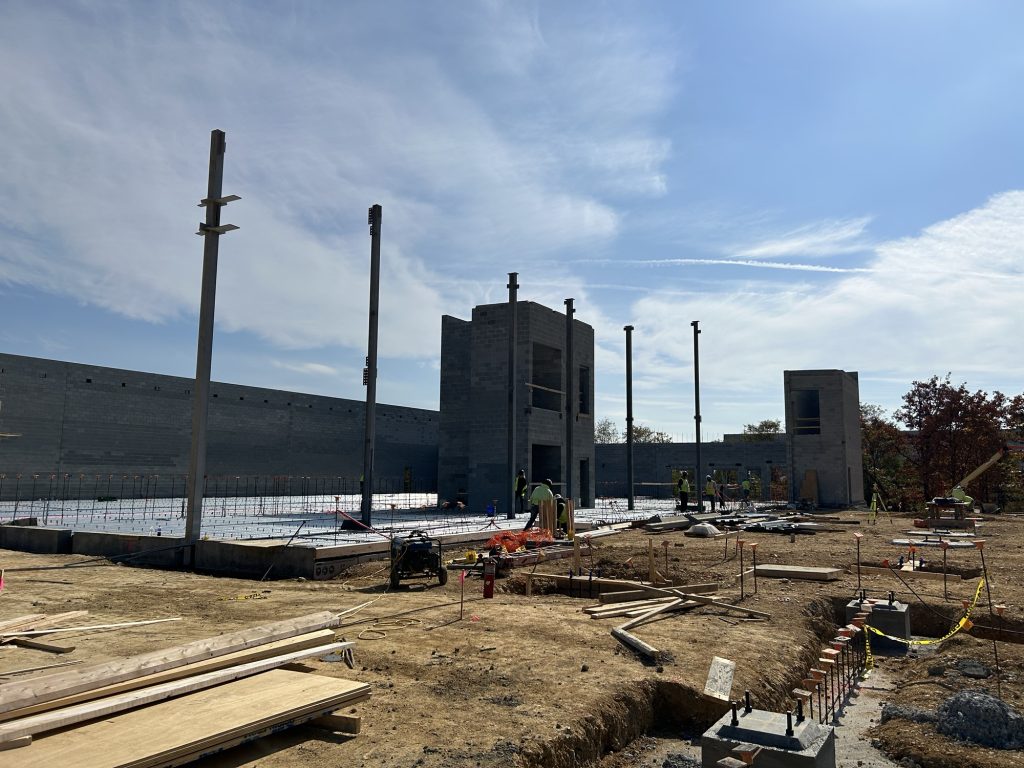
744;690;752;713
796;698;804;723
731;701;739;726
785;710;794;737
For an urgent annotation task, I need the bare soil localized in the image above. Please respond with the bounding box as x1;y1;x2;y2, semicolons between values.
2;510;1023;767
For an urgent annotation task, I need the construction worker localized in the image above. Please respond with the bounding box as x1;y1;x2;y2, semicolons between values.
525;478;554;531
741;475;751;504
677;471;690;512
704;475;717;513
513;469;528;517
555;494;569;535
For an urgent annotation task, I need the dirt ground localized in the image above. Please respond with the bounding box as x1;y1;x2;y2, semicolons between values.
2;509;1023;767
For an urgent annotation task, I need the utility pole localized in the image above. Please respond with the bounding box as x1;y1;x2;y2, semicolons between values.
564;299;575;503
361;204;382;527
185;129;239;561
506;273;519;519
624;325;635;511
691;320;702;511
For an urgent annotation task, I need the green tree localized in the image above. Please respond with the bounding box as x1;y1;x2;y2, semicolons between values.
742;419;782;442
594;417;620;444
632;423;673;444
860;403;919;508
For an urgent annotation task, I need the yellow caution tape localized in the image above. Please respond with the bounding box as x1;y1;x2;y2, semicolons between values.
865;578;985;647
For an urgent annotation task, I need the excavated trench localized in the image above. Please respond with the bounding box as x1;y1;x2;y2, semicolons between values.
516;597;838;768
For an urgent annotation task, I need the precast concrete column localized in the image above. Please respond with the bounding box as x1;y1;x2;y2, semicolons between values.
506;272;519;519
691;320;703;511
185;129;239;558
564;298;575;503
624;325;635;510
361;204;382;526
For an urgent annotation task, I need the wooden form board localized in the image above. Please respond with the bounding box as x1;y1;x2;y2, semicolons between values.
0;611;339;716
0;629;336;724
859;565;956;582
753;564;843;581
2;670;370;768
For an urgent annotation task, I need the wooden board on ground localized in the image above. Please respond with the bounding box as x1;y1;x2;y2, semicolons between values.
0;611;339;716
753;564;842;581
859;565;956;582
2;669;369;768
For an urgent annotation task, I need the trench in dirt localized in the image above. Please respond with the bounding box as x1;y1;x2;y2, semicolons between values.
518;597;837;768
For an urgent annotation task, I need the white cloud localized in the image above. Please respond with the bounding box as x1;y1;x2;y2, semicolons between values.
733;216;873;259
270;360;339;377
621;191;1024;436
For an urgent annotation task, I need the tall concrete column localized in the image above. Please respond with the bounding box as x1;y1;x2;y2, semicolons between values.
624;325;634;510
185;129;239;557
564;298;575;502
361;204;382;526
506;272;519;519
691;320;702;511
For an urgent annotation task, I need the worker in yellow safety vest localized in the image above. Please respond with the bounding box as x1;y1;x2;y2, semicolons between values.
513;469;528;517
704;475;717;513
677;471;690;512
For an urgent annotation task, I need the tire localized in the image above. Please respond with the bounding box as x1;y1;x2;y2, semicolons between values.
437;566;448;586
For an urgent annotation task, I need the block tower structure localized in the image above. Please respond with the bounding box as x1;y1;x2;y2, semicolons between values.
438;301;595;514
784;369;864;507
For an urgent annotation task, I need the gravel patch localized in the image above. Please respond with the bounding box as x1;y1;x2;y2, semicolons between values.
936;690;1024;749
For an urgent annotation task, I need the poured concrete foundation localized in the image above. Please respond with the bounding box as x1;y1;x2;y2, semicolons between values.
702;707;835;767
0;524;73;554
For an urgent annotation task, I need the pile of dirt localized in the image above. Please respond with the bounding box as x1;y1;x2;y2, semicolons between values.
936;690;1024;749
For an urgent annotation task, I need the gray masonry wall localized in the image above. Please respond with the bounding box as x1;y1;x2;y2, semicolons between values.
0;353;439;497
595;439;788;500
784;369;865;507
438;301;595;513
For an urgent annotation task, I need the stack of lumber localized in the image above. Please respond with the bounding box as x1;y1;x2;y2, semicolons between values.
0;611;370;767
593;586;771;661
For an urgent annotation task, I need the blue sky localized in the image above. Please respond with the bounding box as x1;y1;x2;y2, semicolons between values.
1;1;1022;441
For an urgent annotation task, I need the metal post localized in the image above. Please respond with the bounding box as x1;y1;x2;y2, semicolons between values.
564;298;575;503
624;325;635;511
185;129;238;559
691;321;702;511
507;273;519;519
361;204;382;526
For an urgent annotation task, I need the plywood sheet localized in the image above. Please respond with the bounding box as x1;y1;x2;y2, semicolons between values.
3;670;369;768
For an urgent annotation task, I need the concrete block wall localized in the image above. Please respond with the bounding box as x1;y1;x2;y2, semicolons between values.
784;369;864;507
438;301;595;513
0;353;439;497
595;440;787;499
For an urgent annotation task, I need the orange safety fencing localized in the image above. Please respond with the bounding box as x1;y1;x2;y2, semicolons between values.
485;529;554;553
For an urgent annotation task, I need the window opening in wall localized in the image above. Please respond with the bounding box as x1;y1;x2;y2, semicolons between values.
793;389;821;435
85;378;92;383
154;386;160;391
531;443;562;489
40;373;47;379
530;343;562;411
578;366;590;415
239;396;244;400
120;382;125;387
213;394;218;398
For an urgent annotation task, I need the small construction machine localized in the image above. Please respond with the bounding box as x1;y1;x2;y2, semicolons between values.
389;529;447;589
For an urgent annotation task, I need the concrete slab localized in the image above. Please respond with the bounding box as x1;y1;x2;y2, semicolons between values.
702;707;835;767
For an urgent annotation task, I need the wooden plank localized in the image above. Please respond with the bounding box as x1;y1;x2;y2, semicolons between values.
0;611;339;716
620;599;685;631
0;641;351;742
596;582;720;603
1;617;181;639
311;712;361;734
584;597;676;616
670;591;772;619
610;627;660;660
753;564;843;581
0;661;81;678
0;612;89;639
2;670;370;768
0;616;45;634
6;638;76;655
0;735;31;751
0;629;336;724
858;565;955;582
